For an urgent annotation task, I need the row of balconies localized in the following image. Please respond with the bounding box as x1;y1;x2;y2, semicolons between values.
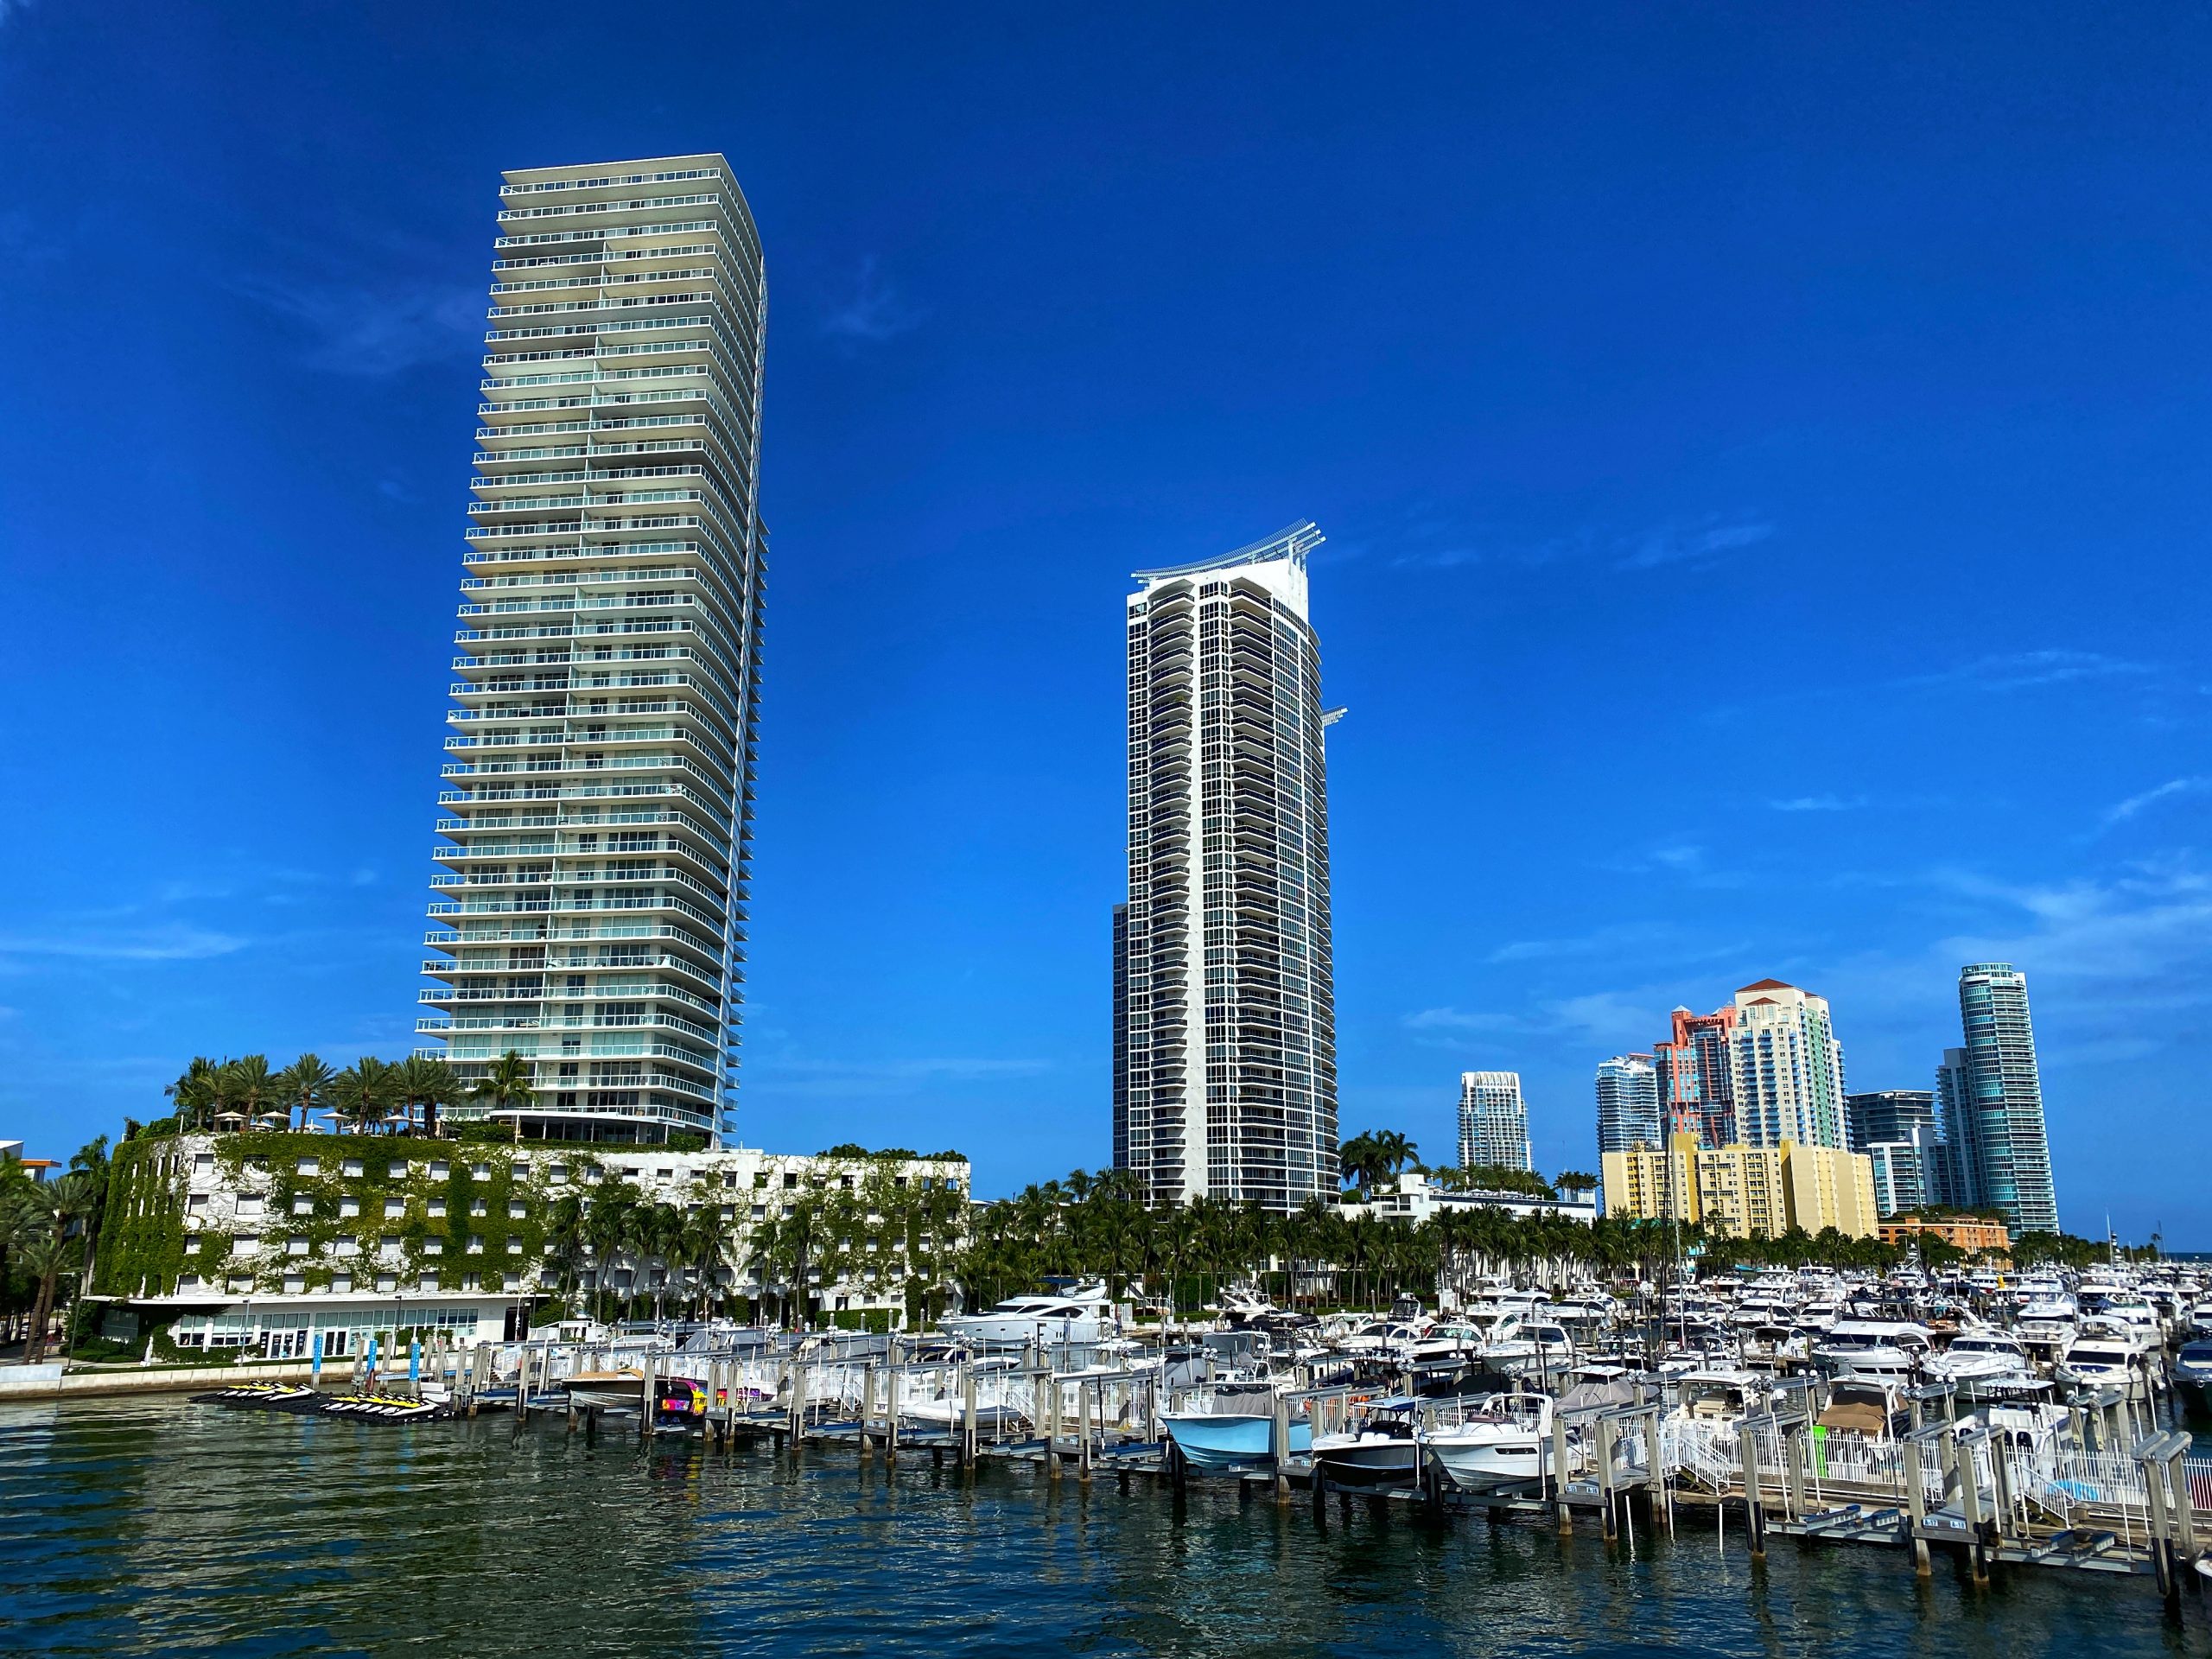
425;918;727;958
421;978;720;1015
439;776;733;816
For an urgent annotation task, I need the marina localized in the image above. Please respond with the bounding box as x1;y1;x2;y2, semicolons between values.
160;1261;2212;1616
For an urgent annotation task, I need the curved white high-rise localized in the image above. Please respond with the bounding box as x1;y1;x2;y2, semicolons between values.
420;155;766;1145
1115;524;1339;1211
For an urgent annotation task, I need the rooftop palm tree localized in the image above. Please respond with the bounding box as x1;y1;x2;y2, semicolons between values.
397;1055;460;1140
165;1057;221;1133
223;1055;281;1130
328;1057;397;1136
275;1054;336;1134
468;1050;536;1145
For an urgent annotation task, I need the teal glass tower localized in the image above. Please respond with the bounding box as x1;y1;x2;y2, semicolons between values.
1955;963;2059;1236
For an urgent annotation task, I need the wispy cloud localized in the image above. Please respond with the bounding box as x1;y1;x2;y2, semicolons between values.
1484;922;1749;968
1405;990;1664;1052
1389;514;1771;575
2099;777;2209;830
1616;515;1775;571
822;256;922;347
1899;650;2152;695
1769;794;1866;813
0;925;249;963
1391;545;1485;570
237;275;480;376
1601;841;1711;877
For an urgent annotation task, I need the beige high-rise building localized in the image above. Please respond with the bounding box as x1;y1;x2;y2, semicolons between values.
1604;1134;1876;1240
1730;979;1847;1150
1780;1141;1879;1238
1601;1135;1696;1226
1693;1141;1788;1238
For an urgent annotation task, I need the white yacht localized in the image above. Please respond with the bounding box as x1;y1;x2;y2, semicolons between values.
1812;1320;1933;1383
1426;1392;1562;1493
1924;1330;2034;1385
2055;1331;2158;1402
940;1284;1116;1350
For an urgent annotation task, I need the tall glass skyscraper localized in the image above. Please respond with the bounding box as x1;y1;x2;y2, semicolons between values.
1936;1046;1978;1207
1594;1053;1661;1154
1114;524;1338;1211
1459;1071;1534;1173
421;156;766;1145
1955;963;2059;1236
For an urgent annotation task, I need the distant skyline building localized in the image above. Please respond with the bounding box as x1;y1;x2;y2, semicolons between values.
1729;979;1847;1150
1848;1086;1956;1216
1594;1053;1661;1155
1936;1046;1979;1206
1954;963;2060;1236
422;154;767;1145
1459;1071;1533;1173
1653;1003;1738;1147
1866;1139;1929;1217
1114;524;1339;1211
1845;1088;1938;1152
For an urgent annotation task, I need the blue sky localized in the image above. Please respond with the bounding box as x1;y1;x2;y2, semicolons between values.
1;5;2207;1240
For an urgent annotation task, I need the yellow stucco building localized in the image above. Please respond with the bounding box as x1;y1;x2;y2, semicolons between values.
1603;1134;1877;1240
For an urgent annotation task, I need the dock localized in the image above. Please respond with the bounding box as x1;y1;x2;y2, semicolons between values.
384;1338;2212;1614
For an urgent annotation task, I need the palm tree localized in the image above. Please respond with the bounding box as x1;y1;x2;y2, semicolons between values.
20;1233;72;1363
397;1055;460;1139
328;1057;397;1135
63;1140;110;1304
468;1049;537;1144
223;1055;281;1130
543;1192;589;1306
1554;1170;1599;1200
1372;1130;1417;1179
1337;1132;1384;1193
275;1054;336;1133
165;1057;221;1132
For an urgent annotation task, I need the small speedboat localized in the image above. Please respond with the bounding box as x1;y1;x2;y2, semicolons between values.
1163;1383;1313;1471
1426;1392;1560;1493
1312;1399;1422;1491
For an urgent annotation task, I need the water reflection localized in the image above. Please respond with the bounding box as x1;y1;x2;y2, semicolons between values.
0;1400;2196;1657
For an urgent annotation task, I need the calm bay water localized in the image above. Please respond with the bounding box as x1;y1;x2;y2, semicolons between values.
1;1397;2203;1657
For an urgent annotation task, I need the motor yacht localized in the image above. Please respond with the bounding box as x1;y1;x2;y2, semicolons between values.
1811;1320;1932;1383
940;1283;1116;1350
1668;1368;1774;1425
2174;1338;2212;1423
1923;1330;2034;1386
1425;1391;1564;1493
2054;1331;2158;1402
1817;1377;1907;1440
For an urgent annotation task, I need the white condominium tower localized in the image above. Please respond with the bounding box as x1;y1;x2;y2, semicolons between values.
1729;979;1847;1150
1459;1071;1534;1173
1115;524;1339;1211
421;155;766;1146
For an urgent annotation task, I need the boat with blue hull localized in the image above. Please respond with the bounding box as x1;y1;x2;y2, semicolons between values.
1163;1383;1312;1471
